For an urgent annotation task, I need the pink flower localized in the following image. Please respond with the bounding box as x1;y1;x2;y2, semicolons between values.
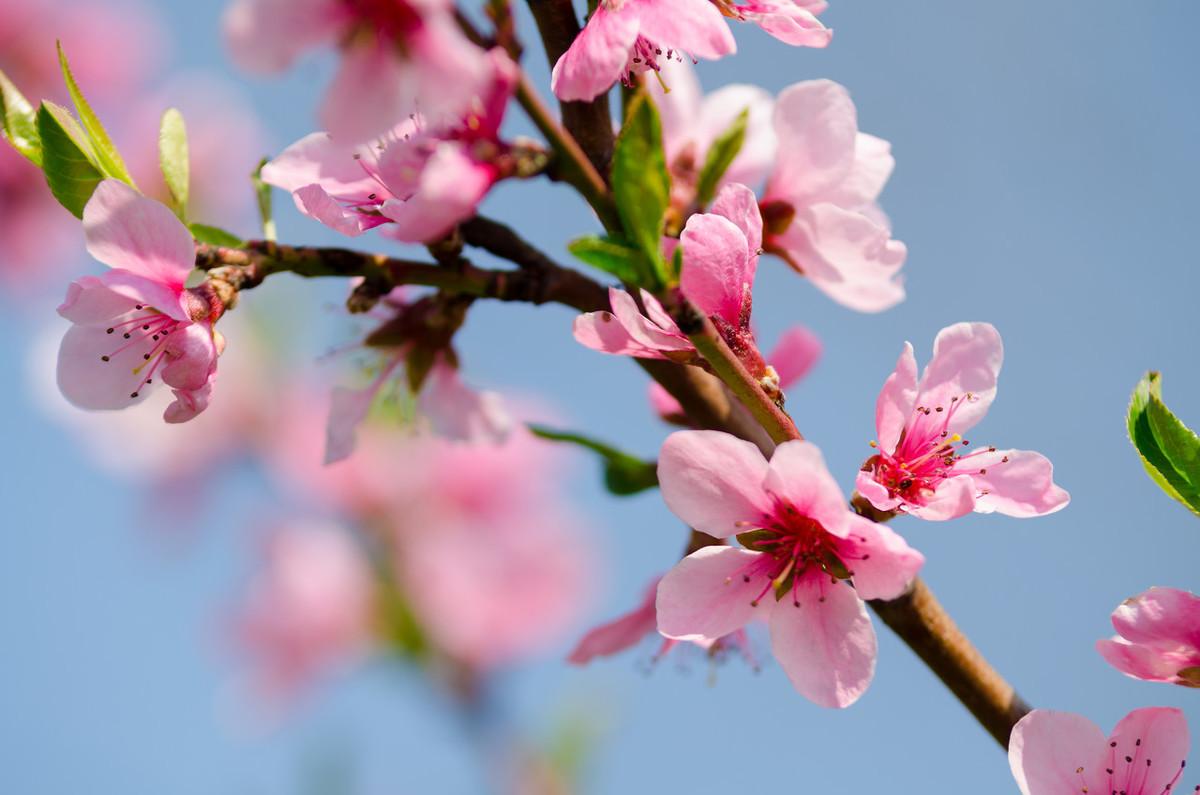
550;0;736;102
1009;707;1191;795
654;430;924;706
648;324;821;423
1097;587;1200;687
647;61;776;210
761;80;906;312
856;322;1069;521
55;180;223;424
233;521;375;699
223;0;494;143
261;50;516;244
711;0;831;48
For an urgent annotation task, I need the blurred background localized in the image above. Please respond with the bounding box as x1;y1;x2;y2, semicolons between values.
3;1;1200;792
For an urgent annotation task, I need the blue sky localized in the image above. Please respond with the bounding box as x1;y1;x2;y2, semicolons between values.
3;2;1200;793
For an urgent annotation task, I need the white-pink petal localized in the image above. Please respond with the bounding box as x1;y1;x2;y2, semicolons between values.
761;439;849;537
915;321;1003;435
656;546;768;641
657;430;772;539
1008;710;1108;795
550;4;640;102
83;180;195;288
837;515;923;601
874;341;917;454
970;449;1070;517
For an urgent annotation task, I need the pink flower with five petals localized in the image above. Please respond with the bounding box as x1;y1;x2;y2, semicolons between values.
1009;707;1192;795
654;430;923;706
856;322;1069;521
1097;587;1200;687
56;180;223;424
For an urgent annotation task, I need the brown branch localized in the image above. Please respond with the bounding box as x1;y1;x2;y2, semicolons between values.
525;0;615;176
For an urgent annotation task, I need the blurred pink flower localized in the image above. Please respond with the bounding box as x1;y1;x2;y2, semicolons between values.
56;181;223;423
223;0;493;143
761;80;905;312
1009;707;1191;795
233;521;375;699
261;50;516;243
1097;586;1200;687
856;322;1069;521
655;431;923;706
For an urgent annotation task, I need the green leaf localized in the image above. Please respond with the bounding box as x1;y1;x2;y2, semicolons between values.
57;41;135;186
188;222;245;247
611;93;670;287
37;101;103;218
529;424;659;496
1128;371;1200;516
252;156;276;242
694;107;749;208
0;69;41;166
567;235;647;284
158;108;189;218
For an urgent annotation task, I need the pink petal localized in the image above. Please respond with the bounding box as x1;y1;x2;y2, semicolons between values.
164;380;213;424
1008;710;1107;795
874;341;917;454
768;570;875;708
762;440;849;537
568;582;658;664
57;322;154;410
680;212;752;326
1111;587;1200;649
915;322;1003;435
418;362;513;444
550;4;640;102
608;288;693;353
221;0;340;73
711;182;763;254
293;184;371;237
649;59;702;164
325;384;378;465
740;1;831;48
320;43;418;144
822;133;895;209
380;143;495;243
835;515;923;601
854;470;902;513
648;381;685;421
765;80;858;207
573;311;667;358
405;16;497;128
260;132;379;199
766;325;821;388
1096;637;1194;683
906;474;977;521
1108;708;1190;794
777;202;906;312
639;288;681;333
701;85;778;189
57;272;180;325
161;322;217;392
83;180;194;288
968;449;1070;517
631;0;737;60
657;430;772;539
656;546;769;641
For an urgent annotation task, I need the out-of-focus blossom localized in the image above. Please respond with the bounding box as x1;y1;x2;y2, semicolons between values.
223;0;493;143
1097;587;1200;687
261;50;516;244
0;0;163;284
655;431;923;707
761;80;905;312
1009;707;1191;795
56;180;223;423
647;60;775;211
856;322;1069;521
233;521;375;699
648;325;820;423
551;0;829;102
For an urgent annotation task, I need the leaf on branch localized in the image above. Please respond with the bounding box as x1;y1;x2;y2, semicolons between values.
1128;371;1200;517
252;156;276;242
36;101;103;218
56;41;136;186
694;107;749;209
529;424;658;496
567;235;647;284
0;69;41;166
611;93;671;288
159;108;189;218
188;223;245;247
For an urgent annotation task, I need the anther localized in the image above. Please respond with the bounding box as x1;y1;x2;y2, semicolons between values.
106;328;114;334
123;333;131;339
935;406;944;412
129;391;139;398
135;304;143;309
143;353;151;360
100;355;109;362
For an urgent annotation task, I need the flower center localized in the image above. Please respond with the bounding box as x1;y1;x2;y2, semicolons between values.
1069;735;1190;795
97;305;185;400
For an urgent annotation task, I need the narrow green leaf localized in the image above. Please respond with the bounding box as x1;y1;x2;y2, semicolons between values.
611;93;670;287
37;101;103;218
567;235;646;284
529;424;659;496
158;108;189;218
694;107;749;208
252;156;276;242
1128;371;1200;516
188;222;245;247
0;69;41;166
56;40;135;186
